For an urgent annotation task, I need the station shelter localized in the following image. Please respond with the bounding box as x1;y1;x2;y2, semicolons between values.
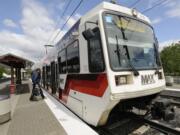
0;53;33;93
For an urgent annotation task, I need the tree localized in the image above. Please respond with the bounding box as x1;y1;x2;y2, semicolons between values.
160;43;180;75
0;66;6;78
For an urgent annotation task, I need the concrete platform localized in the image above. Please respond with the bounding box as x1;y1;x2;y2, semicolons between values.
0;81;67;135
0;80;98;135
43;90;98;135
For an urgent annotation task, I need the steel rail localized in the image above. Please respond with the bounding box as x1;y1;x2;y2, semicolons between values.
143;118;180;135
132;114;180;135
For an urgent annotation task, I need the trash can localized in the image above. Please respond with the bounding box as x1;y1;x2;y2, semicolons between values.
165;76;174;86
0;86;11;124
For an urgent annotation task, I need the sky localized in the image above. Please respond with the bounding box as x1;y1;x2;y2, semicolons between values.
0;0;180;62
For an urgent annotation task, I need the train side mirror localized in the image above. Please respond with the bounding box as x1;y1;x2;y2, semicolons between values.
82;28;95;40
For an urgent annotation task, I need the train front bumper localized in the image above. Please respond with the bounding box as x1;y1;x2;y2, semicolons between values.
110;86;165;100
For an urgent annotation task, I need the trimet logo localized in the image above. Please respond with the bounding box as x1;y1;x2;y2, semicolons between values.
141;74;155;85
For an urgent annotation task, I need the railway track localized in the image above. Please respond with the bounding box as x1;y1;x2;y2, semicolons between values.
96;112;180;135
91;91;180;135
160;90;180;108
95;90;180;135
93;90;180;135
96;91;180;135
137;115;180;135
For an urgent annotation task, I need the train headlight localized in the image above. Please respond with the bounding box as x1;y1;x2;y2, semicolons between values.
115;75;127;85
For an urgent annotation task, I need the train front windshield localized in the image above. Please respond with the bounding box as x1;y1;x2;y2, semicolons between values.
103;13;161;71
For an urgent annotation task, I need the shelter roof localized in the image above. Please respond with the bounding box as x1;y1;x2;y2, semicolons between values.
0;53;34;68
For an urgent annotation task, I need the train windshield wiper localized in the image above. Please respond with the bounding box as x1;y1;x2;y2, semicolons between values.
123;45;139;76
113;16;129;40
114;35;121;66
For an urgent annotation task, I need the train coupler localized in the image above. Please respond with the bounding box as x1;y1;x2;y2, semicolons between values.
151;98;175;121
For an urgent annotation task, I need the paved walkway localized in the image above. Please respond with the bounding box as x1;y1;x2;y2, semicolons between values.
0;80;98;135
169;83;180;89
0;81;67;135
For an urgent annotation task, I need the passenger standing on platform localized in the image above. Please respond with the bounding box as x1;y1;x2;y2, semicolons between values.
30;68;45;101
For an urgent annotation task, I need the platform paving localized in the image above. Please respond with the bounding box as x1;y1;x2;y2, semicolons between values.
168;83;180;89
0;81;67;135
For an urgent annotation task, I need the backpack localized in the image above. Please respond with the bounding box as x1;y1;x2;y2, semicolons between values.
33;87;40;96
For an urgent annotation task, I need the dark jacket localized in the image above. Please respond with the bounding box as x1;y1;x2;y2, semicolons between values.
31;71;41;84
31;71;37;83
36;72;41;84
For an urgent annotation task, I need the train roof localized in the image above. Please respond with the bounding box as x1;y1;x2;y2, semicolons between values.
55;1;151;52
81;1;151;24
56;2;150;45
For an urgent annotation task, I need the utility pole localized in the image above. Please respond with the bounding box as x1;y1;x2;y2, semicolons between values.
44;45;54;54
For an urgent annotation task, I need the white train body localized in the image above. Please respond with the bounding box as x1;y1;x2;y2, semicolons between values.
42;2;165;126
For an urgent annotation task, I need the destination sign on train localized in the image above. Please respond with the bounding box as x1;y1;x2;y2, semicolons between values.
115;18;145;33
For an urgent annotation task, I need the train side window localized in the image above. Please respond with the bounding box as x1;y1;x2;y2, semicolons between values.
67;41;80;73
58;57;61;73
58;50;67;74
88;28;105;72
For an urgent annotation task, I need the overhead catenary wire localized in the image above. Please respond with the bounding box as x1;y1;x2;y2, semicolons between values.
142;0;169;13
51;0;84;44
129;0;142;8
45;0;73;45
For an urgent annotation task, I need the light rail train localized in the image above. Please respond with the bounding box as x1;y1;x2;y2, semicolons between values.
41;1;166;126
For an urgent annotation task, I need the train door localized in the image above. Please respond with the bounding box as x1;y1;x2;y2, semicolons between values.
57;56;63;98
50;61;56;94
57;48;67;99
46;65;50;89
42;66;46;88
55;62;59;95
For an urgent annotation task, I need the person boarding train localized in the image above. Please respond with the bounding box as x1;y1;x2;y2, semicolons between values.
30;68;45;101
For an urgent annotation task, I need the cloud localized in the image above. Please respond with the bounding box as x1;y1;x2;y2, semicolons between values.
3;19;17;28
151;17;162;25
20;0;56;41
163;0;176;8
0;0;81;63
147;0;157;9
56;0;66;11
0;0;56;62
166;5;180;18
165;1;180;19
0;30;44;62
159;39;180;51
147;1;180;27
